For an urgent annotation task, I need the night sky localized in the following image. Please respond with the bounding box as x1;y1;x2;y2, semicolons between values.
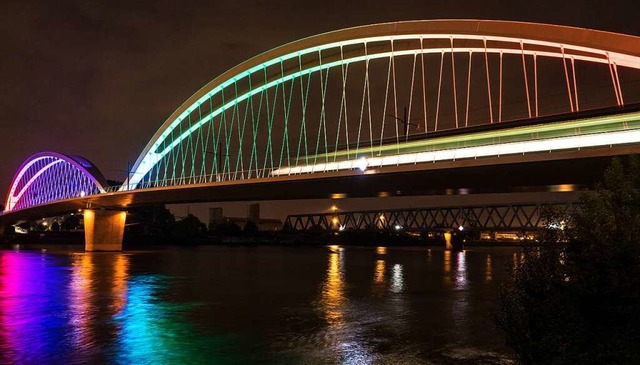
1;0;639;202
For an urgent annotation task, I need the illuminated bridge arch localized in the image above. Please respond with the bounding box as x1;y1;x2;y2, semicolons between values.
4;152;108;212
126;20;640;191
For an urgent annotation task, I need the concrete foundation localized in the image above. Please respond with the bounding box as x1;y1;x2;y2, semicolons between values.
84;209;125;251
444;231;453;250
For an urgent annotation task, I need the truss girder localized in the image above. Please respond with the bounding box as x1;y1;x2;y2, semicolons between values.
283;202;579;232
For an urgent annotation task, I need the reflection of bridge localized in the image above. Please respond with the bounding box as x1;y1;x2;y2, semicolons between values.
3;20;640;250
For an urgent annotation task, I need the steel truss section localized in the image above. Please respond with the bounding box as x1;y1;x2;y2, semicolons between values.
284;202;580;232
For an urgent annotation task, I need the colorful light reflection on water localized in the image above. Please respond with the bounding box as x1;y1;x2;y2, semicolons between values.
0;251;238;364
0;251;69;363
0;247;517;364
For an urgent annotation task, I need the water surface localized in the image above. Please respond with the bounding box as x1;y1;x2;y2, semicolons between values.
0;246;518;364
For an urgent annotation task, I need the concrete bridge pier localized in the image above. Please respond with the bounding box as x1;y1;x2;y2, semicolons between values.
443;231;453;250
83;209;126;251
443;230;465;251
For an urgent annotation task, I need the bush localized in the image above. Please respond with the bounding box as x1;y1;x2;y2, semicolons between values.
170;214;206;242
497;157;640;364
243;220;259;236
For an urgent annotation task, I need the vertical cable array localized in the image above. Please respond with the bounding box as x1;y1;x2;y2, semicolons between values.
435;50;444;131
521;40;532;119
561;46;575;112
118;30;638;192
450;37;459;129
483;38;494;124
465;50;473;127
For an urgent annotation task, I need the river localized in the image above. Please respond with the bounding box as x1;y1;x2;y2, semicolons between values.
0;245;519;364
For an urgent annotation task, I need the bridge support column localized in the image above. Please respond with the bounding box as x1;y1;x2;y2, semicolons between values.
444;230;465;251
443;231;453;250
84;209;125;251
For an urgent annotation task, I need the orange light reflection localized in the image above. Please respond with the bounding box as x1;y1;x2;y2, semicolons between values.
320;252;345;326
443;250;452;285
69;253;94;349
111;254;130;315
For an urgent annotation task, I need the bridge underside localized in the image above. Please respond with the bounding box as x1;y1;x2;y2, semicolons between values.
1;146;635;224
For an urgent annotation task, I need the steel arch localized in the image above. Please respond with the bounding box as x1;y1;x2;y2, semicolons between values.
125;20;640;190
4;152;108;212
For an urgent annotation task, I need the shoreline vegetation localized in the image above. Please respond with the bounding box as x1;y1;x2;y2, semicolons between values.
497;156;640;364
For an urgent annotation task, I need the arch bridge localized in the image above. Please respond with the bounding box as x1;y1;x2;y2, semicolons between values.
3;20;640;250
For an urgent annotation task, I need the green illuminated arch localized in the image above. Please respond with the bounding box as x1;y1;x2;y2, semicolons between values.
125;20;640;190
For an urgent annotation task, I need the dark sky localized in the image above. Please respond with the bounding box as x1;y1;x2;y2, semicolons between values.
1;0;638;199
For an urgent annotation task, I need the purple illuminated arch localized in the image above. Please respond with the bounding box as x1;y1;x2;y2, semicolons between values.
4;152;108;212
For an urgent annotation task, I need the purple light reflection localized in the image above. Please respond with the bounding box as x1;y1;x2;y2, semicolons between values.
0;252;69;363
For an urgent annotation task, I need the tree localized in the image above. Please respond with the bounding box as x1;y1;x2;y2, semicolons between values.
243;220;260;236
170;214;207;242
126;205;175;235
497;157;640;364
210;219;241;235
61;214;81;231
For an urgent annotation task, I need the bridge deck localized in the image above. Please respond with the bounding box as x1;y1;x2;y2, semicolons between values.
4;108;640;224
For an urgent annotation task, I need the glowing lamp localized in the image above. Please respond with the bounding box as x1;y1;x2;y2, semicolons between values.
356;157;368;172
